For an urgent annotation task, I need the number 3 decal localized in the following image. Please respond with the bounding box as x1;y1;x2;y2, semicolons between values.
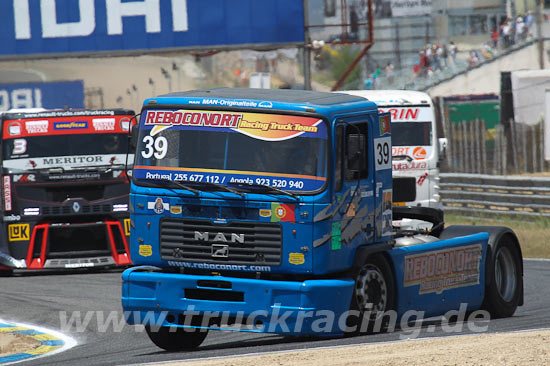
374;137;391;171
141;135;168;159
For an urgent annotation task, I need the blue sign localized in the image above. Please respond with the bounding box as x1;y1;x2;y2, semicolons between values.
0;81;84;111
0;0;305;57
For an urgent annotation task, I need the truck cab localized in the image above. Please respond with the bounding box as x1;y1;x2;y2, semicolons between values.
122;88;522;351
339;90;444;209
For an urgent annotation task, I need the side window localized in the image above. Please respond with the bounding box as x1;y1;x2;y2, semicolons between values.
345;122;368;181
334;125;343;192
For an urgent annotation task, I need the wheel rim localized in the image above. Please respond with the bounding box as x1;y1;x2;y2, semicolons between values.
355;264;388;316
494;246;517;302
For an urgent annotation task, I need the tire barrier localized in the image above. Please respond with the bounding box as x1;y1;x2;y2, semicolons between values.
440;173;550;217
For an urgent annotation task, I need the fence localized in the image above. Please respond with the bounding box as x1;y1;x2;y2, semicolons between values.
440;173;550;218
443;119;548;175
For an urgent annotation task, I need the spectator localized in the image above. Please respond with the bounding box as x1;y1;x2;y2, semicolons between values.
501;19;511;48
448;41;458;65
385;62;394;84
467;50;480;67
516;16;526;42
491;28;499;48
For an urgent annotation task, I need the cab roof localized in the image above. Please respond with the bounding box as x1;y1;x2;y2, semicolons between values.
146;87;377;113
338;90;432;106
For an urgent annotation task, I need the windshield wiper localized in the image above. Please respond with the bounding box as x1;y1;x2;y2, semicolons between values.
229;182;298;199
183;180;244;197
393;154;414;162
155;179;200;195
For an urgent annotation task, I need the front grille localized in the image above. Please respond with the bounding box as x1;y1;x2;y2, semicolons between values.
41;204;111;215
160;218;282;266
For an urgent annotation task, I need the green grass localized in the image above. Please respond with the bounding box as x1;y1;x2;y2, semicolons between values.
444;214;550;259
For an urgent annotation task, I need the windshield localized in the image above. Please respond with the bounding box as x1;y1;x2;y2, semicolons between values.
392;121;432;146
134;109;328;193
2;115;132;173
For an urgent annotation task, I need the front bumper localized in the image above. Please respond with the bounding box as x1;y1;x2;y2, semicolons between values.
122;266;355;336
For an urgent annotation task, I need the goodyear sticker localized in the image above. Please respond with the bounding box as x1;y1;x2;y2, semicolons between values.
8;223;29;241
170;206;182;215
288;253;305;265
123;219;131;236
138;245;153;257
53;121;88;130
147;197;169;214
259;209;271;218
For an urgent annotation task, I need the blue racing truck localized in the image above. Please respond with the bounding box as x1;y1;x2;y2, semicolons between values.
122;88;523;351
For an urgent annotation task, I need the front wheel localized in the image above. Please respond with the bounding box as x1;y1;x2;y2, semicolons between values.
145;325;208;351
347;253;396;334
483;237;522;318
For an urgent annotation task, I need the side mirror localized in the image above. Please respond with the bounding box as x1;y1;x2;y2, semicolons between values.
129;125;139;152
438;137;448;159
347;134;366;172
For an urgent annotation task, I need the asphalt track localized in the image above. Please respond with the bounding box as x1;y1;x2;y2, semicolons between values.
0;259;548;366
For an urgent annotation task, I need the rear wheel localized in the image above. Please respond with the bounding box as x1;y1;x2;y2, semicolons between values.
145;325;208;351
483;237;522;318
347;253;395;334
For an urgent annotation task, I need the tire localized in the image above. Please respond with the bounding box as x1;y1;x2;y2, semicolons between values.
145;325;208;351
483;236;522;318
346;253;396;334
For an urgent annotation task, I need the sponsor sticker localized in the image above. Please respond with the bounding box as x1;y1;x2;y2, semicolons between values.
123;219;131;236
3;214;21;222
288;253;305;265
25;120;49;134
412;147;427;160
138;245;153;257
259;209;271;218
147;198;169;214
8;122;21;136
53;121;88;130
379;114;391;135
170;206;182;215
3;176;11;211
92;118;116;131
8;223;29;241
270;203;295;223
404;244;482;295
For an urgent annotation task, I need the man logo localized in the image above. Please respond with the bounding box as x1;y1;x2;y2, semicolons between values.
194;231;244;244
211;244;229;258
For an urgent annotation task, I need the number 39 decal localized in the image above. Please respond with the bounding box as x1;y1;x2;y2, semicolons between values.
374;137;391;171
141;135;168;159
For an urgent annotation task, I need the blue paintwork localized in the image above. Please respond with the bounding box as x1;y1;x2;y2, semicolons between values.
123;89;489;336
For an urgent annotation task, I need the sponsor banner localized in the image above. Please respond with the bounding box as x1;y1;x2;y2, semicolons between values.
167;261;272;272
377;106;433;122
392;146;434;162
3;153;128;171
0;81;84;111
143;110;326;141
3;115;131;138
390;0;432;18
134;166;326;193
0;0;304;57
404;244;482;295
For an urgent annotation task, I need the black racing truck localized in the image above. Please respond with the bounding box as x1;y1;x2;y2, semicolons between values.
0;109;135;273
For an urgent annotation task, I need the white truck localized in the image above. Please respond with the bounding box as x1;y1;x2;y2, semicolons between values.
339;90;445;209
